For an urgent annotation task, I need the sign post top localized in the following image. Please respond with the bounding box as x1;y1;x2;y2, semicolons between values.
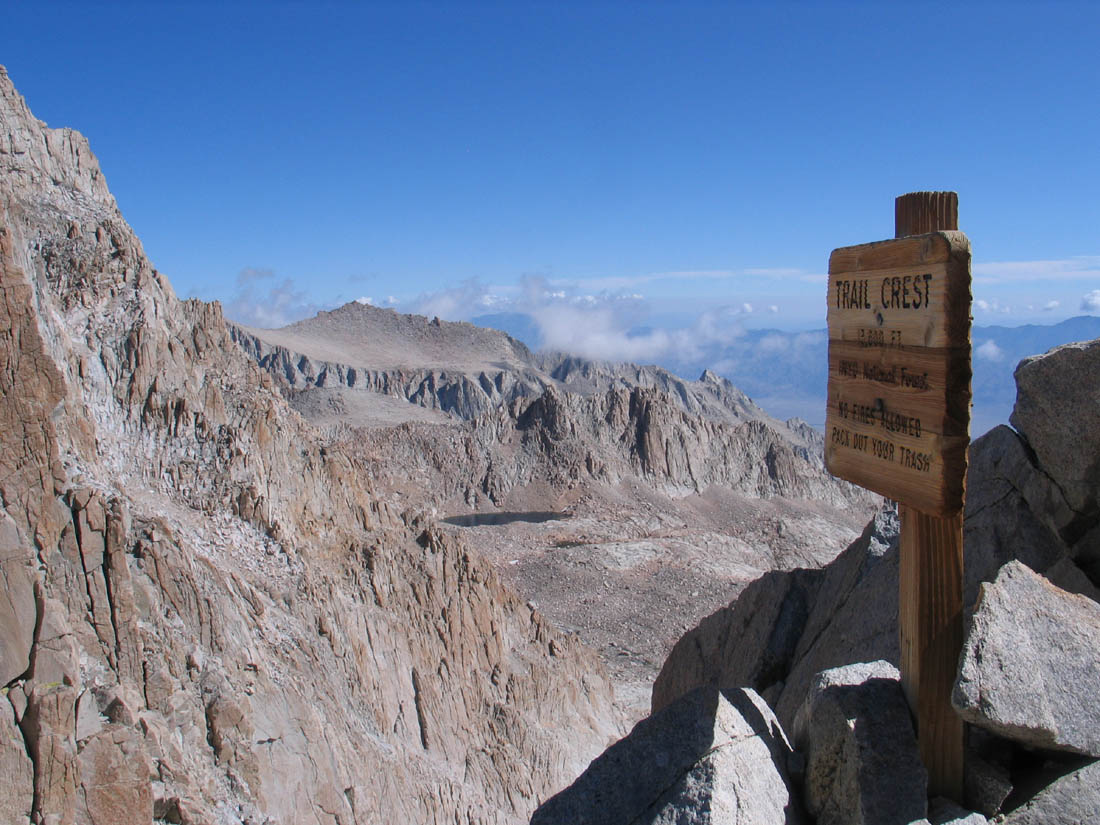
895;191;959;237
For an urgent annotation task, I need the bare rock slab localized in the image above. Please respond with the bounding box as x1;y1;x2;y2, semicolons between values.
791;661;927;825
927;797;988;824
0;699;33;825
1002;759;1100;825
531;686;806;825
953;561;1100;756
1;512;37;686
1011;338;1100;526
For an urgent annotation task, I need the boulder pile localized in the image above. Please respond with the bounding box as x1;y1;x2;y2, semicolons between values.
534;337;1100;823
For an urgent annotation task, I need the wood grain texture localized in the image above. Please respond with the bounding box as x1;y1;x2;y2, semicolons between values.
824;229;971;514
896;191;958;237
894;190;966;803
824;424;966;515
900;504;965;801
826;259;971;350
827;340;970;433
828;233;971;346
828;228;966;272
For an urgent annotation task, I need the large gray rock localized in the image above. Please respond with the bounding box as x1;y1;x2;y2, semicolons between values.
773;511;901;729
953;561;1100;756
963;427;1096;606
1011;338;1100;525
927;797;988;824
1002;758;1100;824
791;661;927;825
1011;338;1100;581
532;686;806;825
651;567;824;715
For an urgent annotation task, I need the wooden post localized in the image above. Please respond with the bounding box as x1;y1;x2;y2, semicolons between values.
896;191;966;801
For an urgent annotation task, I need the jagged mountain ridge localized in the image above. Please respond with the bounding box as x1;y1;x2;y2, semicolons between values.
230;301;860;528
0;63;620;825
230;301;823;456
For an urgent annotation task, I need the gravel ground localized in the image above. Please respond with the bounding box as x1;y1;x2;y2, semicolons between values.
438;480;871;723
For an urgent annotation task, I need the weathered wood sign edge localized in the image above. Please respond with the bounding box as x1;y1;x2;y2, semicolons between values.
825;230;972;516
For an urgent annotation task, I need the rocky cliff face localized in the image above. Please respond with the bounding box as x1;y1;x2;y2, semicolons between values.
356;384;852;513
230;314;551;423
0;65;620;825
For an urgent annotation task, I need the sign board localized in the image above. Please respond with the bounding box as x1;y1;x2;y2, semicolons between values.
825;230;971;515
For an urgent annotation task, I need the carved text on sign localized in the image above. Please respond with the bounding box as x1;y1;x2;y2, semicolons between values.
825;232;971;515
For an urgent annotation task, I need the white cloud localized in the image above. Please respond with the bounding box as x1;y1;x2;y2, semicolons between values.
1082;290;1100;313
355;296;373;305
1043;300;1060;311
976;340;1003;362
793;330;826;347
975;298;1012;314
223;268;327;328
407;279;495;320
757;334;790;354
505;274;762;364
396;270;806;365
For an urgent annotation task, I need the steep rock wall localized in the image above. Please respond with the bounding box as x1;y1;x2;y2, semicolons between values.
0;64;620;825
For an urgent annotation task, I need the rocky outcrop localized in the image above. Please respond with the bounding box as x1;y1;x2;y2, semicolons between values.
537;355;786;435
791;662;927;825
1001;759;1100;825
953;561;1100;756
0;700;33;825
355;383;869;515
0;512;36;686
231;321;550;421
531;686;806;825
1011;339;1100;523
1011;339;1100;580
961;426;1099;606
653;508;901;731
0;64;621;824
649;566;823;717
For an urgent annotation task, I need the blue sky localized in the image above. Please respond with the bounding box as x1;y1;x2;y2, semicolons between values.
5;1;1099;351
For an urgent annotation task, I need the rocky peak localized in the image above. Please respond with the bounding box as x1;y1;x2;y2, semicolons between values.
0;66;112;205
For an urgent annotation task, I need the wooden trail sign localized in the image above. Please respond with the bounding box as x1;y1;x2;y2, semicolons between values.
825;191;970;801
825;231;971;515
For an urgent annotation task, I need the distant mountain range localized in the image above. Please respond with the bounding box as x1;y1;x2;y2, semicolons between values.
472;312;1100;436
